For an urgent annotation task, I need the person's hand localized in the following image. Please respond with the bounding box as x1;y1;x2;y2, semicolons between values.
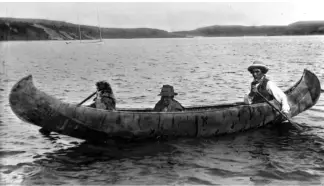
251;85;258;93
282;104;290;115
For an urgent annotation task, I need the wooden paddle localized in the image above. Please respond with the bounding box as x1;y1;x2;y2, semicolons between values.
255;91;303;131
77;91;97;106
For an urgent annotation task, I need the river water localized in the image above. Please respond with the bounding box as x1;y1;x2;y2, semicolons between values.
0;36;324;185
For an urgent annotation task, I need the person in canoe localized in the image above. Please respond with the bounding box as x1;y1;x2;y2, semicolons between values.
88;81;116;110
153;85;184;112
39;80;116;135
244;61;290;115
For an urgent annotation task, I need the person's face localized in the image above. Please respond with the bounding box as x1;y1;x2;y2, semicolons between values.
97;84;105;91
162;96;172;106
251;68;264;81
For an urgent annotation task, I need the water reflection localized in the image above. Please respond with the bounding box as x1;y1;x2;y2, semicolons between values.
22;125;324;185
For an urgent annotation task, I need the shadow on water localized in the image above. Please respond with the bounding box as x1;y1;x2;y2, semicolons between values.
36;135;180;165
247;124;324;185
20;123;324;185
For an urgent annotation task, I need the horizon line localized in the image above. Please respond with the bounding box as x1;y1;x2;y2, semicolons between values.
1;16;324;32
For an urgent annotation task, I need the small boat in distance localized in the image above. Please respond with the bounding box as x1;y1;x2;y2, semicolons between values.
78;8;103;44
9;70;321;142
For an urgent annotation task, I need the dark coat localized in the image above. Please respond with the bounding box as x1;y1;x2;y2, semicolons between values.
153;99;184;112
249;77;274;103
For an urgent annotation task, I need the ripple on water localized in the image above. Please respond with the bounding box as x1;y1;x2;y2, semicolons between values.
256;169;322;183
1;37;324;185
0;150;26;158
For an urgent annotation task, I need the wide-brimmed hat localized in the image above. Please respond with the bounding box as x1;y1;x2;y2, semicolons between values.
247;61;269;74
158;85;178;96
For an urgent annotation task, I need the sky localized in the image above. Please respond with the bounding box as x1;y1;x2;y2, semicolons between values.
0;1;324;31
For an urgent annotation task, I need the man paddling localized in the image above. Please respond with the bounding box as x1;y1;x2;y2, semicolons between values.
244;61;290;115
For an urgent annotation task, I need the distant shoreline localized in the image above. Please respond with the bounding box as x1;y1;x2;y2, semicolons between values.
1;34;324;43
1;17;324;41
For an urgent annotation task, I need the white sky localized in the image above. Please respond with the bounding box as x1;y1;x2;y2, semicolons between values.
0;1;323;31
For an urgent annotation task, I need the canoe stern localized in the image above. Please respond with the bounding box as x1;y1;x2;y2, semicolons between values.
288;69;321;117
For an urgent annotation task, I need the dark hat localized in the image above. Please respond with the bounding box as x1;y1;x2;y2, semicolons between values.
158;85;178;97
247;61;269;74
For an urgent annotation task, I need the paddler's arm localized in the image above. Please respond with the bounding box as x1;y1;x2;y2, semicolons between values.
266;81;290;114
244;88;254;104
244;82;259;104
244;94;253;104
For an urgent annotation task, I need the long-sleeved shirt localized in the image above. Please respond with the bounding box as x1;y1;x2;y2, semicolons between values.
244;77;290;114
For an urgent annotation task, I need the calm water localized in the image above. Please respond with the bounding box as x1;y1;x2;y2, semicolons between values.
1;36;324;185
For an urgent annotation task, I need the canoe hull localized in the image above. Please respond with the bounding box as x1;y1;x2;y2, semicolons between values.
9;70;321;142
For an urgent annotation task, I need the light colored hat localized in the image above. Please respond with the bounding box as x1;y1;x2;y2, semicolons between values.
247;61;269;74
158;85;178;96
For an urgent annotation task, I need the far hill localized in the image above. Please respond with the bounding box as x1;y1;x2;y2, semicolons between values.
287;21;324;35
173;21;324;37
1;18;324;41
0;17;186;41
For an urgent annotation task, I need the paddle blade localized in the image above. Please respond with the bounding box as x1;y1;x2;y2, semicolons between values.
286;119;303;131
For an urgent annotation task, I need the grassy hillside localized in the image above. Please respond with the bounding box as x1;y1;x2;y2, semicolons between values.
1;18;324;41
0;17;185;41
173;21;324;37
286;21;324;35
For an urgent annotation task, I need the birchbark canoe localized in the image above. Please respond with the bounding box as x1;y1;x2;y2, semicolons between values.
9;69;321;142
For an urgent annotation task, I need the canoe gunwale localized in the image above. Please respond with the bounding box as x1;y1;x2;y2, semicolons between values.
116;69;309;113
9;69;317;114
9;76;276;115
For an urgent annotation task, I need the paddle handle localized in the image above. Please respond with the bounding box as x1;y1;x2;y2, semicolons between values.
77;91;96;106
255;91;291;121
256;91;303;130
